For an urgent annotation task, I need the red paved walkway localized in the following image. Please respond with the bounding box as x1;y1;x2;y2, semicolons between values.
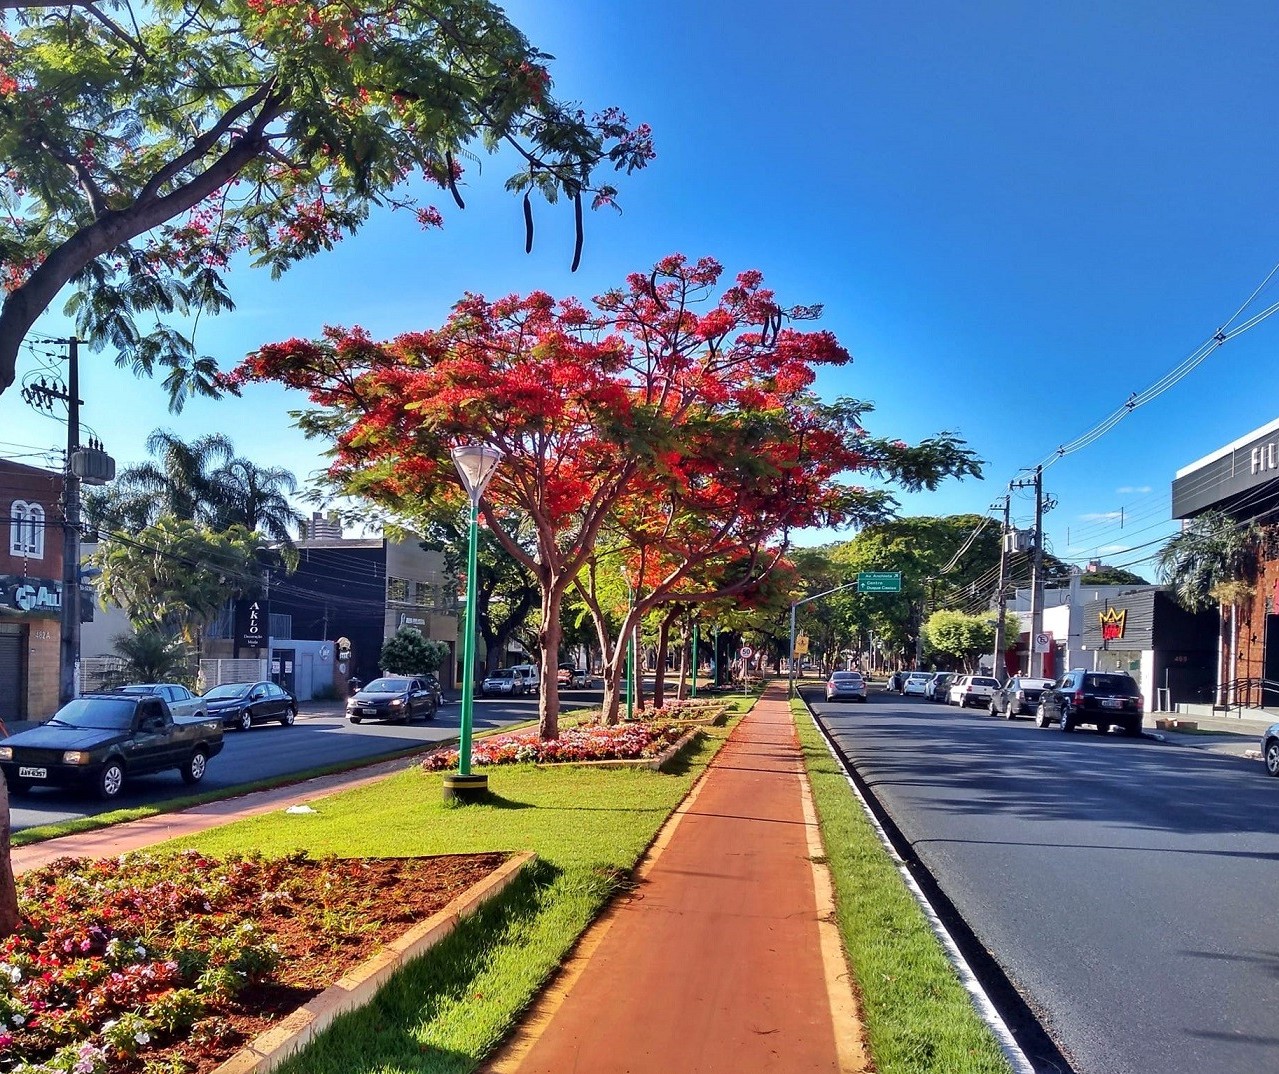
485;684;868;1074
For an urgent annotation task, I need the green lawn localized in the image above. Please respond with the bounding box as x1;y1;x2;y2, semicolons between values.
163;723;738;1074
791;699;1013;1074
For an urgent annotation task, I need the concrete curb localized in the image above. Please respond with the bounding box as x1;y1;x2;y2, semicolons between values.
211;851;536;1074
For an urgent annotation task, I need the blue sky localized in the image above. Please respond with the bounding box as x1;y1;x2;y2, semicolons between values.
7;1;1279;579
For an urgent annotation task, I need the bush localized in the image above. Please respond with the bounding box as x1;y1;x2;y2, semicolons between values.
379;627;449;675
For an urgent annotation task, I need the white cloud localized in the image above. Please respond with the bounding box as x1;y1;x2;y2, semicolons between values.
1116;486;1152;495
1079;511;1123;521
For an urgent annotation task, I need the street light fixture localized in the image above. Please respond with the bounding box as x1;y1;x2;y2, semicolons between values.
444;442;504;802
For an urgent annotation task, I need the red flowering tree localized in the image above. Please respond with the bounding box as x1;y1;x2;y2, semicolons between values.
0;0;653;405
229;254;980;739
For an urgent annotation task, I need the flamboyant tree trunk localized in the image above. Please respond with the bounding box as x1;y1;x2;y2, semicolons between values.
534;575;567;741
0;775;19;937
651;605;679;710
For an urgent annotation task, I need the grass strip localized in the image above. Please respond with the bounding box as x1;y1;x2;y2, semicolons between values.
153;710;750;1074
790;698;1013;1074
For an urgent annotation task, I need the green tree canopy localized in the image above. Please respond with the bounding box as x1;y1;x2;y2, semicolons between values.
0;0;654;404
1156;510;1259;612
379;627;448;675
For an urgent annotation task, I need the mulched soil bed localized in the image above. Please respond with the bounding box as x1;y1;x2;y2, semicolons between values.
3;850;509;1074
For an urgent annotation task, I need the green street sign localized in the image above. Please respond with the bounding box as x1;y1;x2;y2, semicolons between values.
858;571;902;593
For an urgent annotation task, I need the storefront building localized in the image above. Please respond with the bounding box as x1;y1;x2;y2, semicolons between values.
1172;416;1279;707
0;460;66;720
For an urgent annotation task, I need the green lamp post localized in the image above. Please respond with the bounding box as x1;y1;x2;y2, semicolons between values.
443;441;504;802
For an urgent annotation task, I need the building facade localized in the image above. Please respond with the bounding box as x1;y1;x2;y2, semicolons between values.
0;460;66;719
1172;416;1279;707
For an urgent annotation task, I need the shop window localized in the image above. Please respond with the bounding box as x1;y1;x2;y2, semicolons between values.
9;500;44;559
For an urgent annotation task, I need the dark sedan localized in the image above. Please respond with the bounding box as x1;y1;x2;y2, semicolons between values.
989;676;1055;719
201;681;297;731
346;676;438;724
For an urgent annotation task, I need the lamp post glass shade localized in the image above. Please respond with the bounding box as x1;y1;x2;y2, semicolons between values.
451;443;504;502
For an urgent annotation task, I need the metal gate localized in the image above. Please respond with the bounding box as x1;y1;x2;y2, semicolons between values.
0;624;26;719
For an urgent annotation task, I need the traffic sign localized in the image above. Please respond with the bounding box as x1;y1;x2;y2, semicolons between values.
857;571;902;593
739;645;754;659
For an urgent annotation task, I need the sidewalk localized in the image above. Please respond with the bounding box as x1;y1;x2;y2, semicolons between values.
483;684;868;1074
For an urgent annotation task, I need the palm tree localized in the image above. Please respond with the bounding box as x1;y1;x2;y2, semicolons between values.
114;429;235;526
1156;510;1259;703
209;458;302;543
106;629;193;686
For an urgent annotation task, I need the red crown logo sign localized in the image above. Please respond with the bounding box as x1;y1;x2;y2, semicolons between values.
1099;606;1126;642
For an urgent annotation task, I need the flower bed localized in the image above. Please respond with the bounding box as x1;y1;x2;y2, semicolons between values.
421;721;689;770
0;849;507;1074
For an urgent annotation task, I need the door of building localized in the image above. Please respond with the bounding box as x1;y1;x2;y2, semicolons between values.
1263;615;1279;708
271;648;297;695
0;624;26;721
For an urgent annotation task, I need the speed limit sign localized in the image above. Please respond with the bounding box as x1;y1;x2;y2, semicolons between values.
740;645;754;659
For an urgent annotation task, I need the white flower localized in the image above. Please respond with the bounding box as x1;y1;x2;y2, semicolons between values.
12;1013;25;1025
134;1030;150;1045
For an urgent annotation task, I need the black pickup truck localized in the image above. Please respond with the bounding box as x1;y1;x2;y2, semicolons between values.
0;693;225;800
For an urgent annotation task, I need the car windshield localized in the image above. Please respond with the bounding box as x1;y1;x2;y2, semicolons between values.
831;673;862;682
365;678;410;693
49;698;136;730
203;683;252;699
1085;674;1139;694
488;670;514;680
974;678;1000;687
118;685;158;695
1020;679;1054;689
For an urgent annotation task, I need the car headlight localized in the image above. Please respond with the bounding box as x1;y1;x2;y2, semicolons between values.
389;698;404;707
62;750;92;765
0;747;11;761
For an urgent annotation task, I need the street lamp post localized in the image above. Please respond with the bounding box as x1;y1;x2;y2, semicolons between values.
444;442;503;802
788;580;861;698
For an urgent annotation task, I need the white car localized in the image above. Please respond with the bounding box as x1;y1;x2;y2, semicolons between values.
948;675;1001;708
902;672;933;697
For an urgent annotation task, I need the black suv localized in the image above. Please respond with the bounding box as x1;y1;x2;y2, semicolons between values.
1037;670;1143;735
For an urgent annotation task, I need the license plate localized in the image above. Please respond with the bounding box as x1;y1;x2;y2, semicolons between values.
18;767;46;779
363;707;377;715
1102;698;1122;709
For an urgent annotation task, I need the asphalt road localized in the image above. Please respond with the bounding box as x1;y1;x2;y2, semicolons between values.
806;683;1279;1074
9;688;595;831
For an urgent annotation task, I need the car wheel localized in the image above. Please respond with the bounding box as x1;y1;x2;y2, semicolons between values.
1266;738;1279;776
1005;704;1017;720
237;710;252;732
1035;704;1050;728
280;706;296;727
1059;708;1074;733
180;749;208;785
989;700;999;716
98;761;125;800
350;715;363;724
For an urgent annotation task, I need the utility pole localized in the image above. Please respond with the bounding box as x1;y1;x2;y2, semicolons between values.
1010;467;1045;677
991;493;1011;682
22;338;114;707
1028;466;1045;677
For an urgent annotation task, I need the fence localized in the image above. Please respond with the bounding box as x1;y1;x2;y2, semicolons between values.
199;659;268;690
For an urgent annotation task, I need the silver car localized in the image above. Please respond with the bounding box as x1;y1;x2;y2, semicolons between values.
1261;723;1279;776
826;671;868;702
118;683;206;720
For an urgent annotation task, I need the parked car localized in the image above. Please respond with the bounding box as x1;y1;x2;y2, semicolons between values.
1262;722;1279;776
0;693;224;799
989;676;1055;719
947;675;1001;708
118;682;206;720
927;672;957;702
902;672;933;697
887;671;905;693
509;663;540;694
557;662;588;688
201;681;297;731
826;670;868;702
1037;669;1143;734
347;676;438;724
481;668;525;697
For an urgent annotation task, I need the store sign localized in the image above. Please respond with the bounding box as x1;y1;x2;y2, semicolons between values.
234;599;266;650
1099;606;1127;642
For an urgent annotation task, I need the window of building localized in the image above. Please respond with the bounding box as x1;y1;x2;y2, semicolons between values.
9;500;44;559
